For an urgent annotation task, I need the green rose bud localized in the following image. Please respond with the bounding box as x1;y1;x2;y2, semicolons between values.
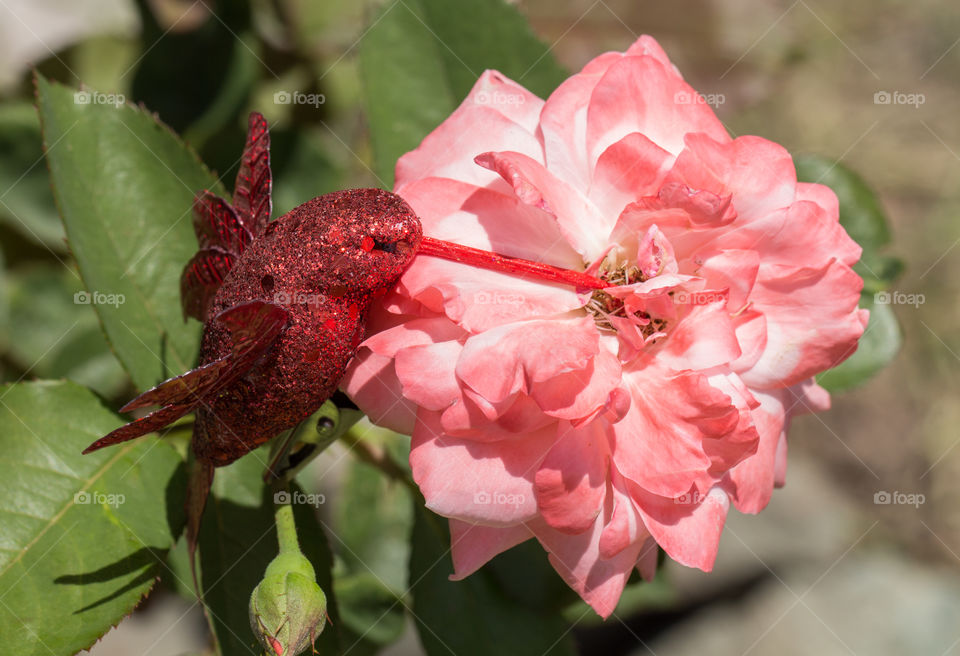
250;492;328;655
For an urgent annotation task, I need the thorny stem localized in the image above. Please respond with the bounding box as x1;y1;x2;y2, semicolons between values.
419;236;607;290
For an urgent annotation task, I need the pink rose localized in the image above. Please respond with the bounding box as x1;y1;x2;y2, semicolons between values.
343;35;867;617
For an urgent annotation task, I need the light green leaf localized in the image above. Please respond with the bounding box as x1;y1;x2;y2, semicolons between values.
199;450;341;655
0;380;186;655
36;73;222;391
359;0;567;186
409;505;576;656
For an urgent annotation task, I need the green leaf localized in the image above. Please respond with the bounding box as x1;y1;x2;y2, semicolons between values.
409;504;576;656
359;0;567;186
4;265;128;397
333;572;405;650
0;380;186;655
795;155;903;390
0;102;65;250
199;450;341;656
335;437;413;591
36;73;221;391
794;155;904;291
817;293;902;393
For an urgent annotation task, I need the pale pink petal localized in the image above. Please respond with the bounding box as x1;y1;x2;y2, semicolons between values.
531;349;623;421
449;520;533;580
534;421;610;534
463;70;545;132
668;134;797;222
341;349;417;435
455;317;599;404
585;54;729;163
529;513;645;619
723;389;787;513
400;177;582;268
411;411;555;525
394;72;543;192
795;181;839;216
589;132;673;219
540;52;624;190
611;367;739;498
476;150;610;258
632;485;730;571
599;468;651;559
741;261;865;389
656;300;742;371
395;341;463;411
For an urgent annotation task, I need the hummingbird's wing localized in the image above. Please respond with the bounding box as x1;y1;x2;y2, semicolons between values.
231;111;272;236
180;113;272;322
82;300;289;454
180;246;235;322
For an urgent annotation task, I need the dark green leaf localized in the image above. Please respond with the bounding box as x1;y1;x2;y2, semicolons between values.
0;102;65;250
359;0;567;186
333;571;405;649
4;265;128;397
409;504;576;656
199;450;341;655
0;380;186;655
36;73;221;391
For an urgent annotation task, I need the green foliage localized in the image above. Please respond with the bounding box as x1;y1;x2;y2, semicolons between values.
795;155;903;391
359;0;568;186
37;73;216;391
0;381;185;655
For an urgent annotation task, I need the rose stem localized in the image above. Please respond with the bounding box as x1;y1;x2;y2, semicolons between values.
418;236;607;290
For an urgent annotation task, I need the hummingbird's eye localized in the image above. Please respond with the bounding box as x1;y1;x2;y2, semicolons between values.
374;240;398;254
361;234;405;255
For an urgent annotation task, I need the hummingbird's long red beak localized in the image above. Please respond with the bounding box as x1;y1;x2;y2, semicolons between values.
417;236;607;290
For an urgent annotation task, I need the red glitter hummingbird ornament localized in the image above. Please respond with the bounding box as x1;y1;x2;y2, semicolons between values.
82;112;607;575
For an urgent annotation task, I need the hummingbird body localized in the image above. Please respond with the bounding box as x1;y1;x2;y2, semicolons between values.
194;190;421;466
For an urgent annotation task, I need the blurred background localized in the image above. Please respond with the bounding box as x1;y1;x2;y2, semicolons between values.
1;0;958;654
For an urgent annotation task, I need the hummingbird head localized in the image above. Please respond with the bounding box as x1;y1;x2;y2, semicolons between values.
277;188;422;296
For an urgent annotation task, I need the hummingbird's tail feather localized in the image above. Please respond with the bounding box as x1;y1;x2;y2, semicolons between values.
82;301;290;456
185;453;215;599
